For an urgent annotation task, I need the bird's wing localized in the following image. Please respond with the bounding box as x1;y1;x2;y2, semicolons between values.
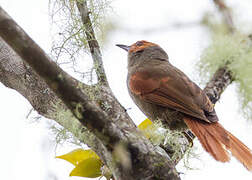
129;64;217;123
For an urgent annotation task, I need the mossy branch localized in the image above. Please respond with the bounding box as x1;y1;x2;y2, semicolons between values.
199;33;252;120
76;0;108;85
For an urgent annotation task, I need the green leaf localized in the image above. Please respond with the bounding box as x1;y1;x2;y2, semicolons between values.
56;149;100;166
70;157;102;178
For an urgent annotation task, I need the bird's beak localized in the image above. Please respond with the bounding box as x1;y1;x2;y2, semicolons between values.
116;44;130;52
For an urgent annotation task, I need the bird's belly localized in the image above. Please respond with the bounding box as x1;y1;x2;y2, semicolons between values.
130;93;187;131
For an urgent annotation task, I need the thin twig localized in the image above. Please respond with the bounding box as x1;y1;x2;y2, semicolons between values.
213;0;235;32
76;1;108;85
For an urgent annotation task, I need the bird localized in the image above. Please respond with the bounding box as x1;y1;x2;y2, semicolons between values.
116;40;252;171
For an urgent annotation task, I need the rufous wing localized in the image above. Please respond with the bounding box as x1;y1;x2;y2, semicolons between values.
129;66;217;123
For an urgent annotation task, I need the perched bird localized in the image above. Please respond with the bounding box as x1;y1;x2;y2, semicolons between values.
116;40;252;171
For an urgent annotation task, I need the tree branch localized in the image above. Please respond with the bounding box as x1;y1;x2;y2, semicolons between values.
0;5;117;149
213;0;235;32
203;65;234;103
76;0;108;85
0;6;180;180
0;35;126;179
209;0;236;100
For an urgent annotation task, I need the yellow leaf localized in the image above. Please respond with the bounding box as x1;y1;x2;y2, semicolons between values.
138;119;157;139
138;118;153;130
70;157;102;178
56;149;100;166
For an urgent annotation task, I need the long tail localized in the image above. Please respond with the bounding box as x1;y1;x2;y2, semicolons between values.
184;117;252;171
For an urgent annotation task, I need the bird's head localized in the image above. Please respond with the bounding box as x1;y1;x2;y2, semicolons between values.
116;40;169;67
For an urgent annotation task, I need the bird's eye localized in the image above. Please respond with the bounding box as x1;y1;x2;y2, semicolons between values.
135;41;143;46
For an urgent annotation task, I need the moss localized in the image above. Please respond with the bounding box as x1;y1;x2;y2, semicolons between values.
73;102;84;119
49;0;113;66
50;101;96;147
182;146;200;170
142;120;197;169
140;120;166;146
197;32;252;120
112;143;131;170
82;84;112;113
57;73;64;80
83;84;101;101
